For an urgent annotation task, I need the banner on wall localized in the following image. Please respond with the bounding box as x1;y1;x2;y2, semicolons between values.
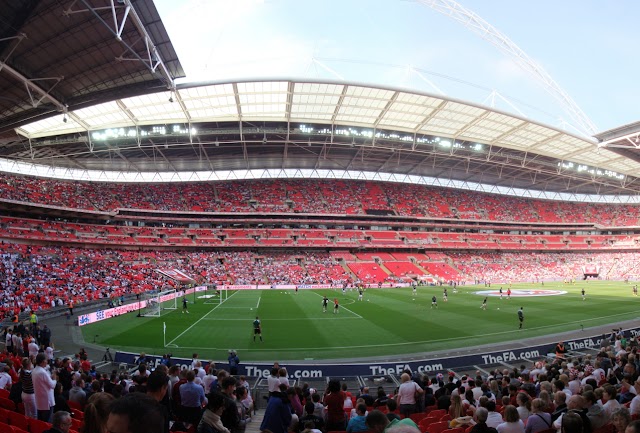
113;327;640;378
78;286;205;326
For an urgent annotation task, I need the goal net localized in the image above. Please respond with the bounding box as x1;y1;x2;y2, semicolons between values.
202;286;228;305
140;289;178;317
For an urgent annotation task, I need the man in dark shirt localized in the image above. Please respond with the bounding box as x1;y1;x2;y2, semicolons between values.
470;408;498;433
298;402;324;432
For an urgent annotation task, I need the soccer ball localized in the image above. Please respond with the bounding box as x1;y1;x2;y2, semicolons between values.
413;298;415;301
250;308;253;310
497;307;500;310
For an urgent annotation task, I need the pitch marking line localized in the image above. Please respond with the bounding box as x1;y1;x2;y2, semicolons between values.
166;291;239;347
171;310;640;353
199;317;360;321
256;296;261;309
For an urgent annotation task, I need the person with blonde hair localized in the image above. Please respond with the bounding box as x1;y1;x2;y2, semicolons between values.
396;373;423;418
497;405;525;433
81;392;115;433
525;399;552;433
450;394;466;420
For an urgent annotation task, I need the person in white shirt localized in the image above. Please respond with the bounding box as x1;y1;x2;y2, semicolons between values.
31;353;57;423
0;366;12;390
486;401;504;428
497;405;525;433
28;339;39;358
45;345;54;363
602;385;622;419
267;367;281;394
396;373;424;418
630;380;640;416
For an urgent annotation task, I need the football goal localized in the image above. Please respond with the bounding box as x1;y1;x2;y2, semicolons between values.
140;289;178;317
202;286;228;305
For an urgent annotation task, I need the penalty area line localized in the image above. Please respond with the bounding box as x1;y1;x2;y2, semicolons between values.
165;291;238;347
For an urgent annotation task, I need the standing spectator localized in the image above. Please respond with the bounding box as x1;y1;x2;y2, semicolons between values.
220;376;240;433
261;384;292;433
32;353;57;422
228;351;240;376
396;372;423;417
68;378;86;408
324;380;347;432
180;370;206;426
106;393;165;433
21;358;36;419
0;366;12;390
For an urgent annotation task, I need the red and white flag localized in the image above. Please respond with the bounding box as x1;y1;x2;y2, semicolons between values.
156;268;195;283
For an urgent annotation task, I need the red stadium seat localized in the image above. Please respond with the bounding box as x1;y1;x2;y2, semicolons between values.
7;412;29;431
0;399;14;412
27;418;52;433
410;413;428;423
427;421;450;433
70;417;83;431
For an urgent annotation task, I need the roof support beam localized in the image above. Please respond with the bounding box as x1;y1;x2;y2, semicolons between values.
64;0;175;90
0;60;65;111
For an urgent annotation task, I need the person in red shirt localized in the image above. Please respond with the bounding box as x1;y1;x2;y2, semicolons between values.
333;298;339;314
324;379;346;431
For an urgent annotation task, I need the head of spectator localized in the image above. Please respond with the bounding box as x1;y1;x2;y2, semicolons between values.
106;393;165;433
83;392;115;433
146;370;168;402
51;410;72;433
603;385;617;403
562;412;584;433
503;405;520;423
612;408;631;433
221;375;237;396
386;398;398;413
366;410;390;433
555;391;567;407
475;407;489;424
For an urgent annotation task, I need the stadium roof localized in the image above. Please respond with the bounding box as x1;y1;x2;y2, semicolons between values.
0;1;638;200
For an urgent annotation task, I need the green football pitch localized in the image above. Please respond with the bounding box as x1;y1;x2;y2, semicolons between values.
82;281;640;362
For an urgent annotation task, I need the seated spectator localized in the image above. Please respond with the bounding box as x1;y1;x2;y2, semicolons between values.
83;392;115;433
497;405;525;433
525;399;552;433
611;407;631;433
366;409;418;433
582;391;606;431
299;402;324;433
347;403;370;433
198;392;230;433
43;410;72;433
471;407;498;433
561;412;583;433
106;393;166;433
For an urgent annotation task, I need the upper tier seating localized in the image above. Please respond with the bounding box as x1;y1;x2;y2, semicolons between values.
2;174;640;226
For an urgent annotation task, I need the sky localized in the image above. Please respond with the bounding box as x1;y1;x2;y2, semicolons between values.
154;0;640;137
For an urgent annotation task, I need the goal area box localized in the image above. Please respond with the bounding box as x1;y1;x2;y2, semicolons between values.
140;289;178;317
201;287;228;305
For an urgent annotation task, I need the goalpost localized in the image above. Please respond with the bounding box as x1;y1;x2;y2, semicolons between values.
140;289;178;317
202;285;228;305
